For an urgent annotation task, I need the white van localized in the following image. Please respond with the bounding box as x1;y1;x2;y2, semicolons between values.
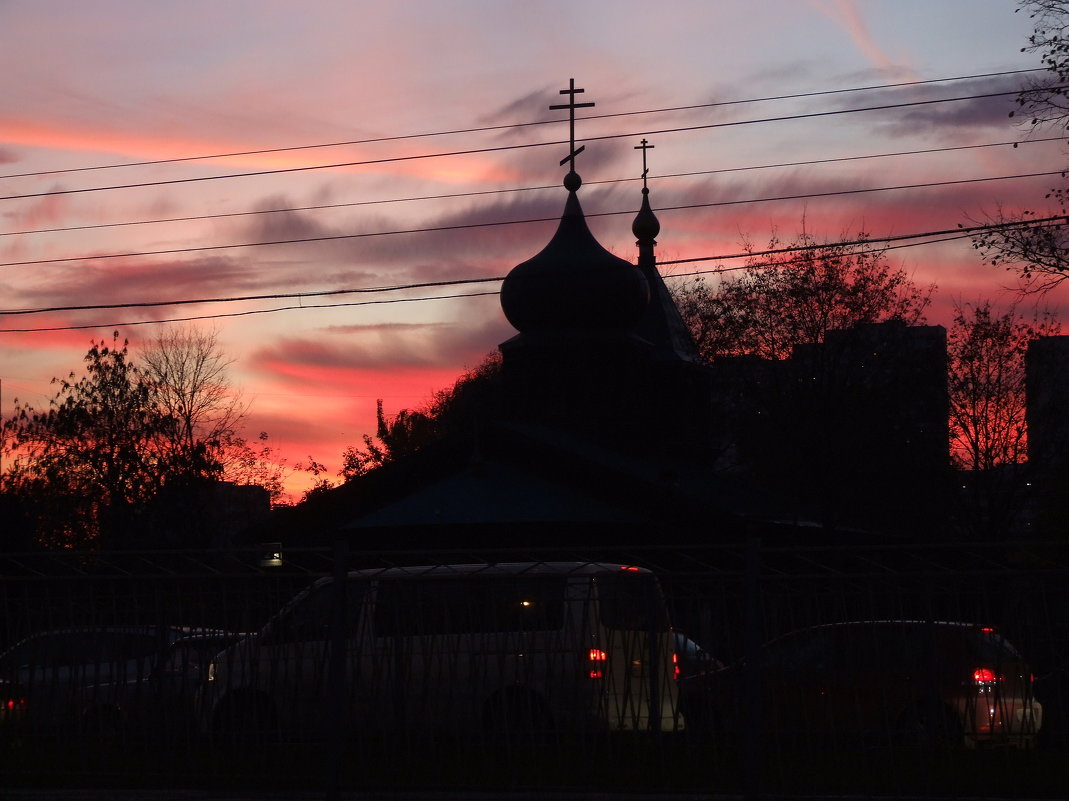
204;562;683;741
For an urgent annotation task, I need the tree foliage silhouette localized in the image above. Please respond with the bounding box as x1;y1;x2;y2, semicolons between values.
302;352;502;499
673;228;932;362
1;333;168;547
1;330;278;547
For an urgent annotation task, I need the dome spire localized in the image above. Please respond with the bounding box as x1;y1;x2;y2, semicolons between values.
549;78;594;190
500;81;649;335
630;138;701;363
632;138;661;247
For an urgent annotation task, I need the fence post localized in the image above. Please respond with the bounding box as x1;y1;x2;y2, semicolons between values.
327;539;349;799
743;534;763;801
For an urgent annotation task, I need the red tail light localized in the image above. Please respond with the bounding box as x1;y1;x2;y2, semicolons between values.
673;651;680;680
589;649;607;679
974;668;1001;685
4;697;26;711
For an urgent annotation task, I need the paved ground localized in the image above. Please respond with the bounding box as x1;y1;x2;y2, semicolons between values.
0;792;720;801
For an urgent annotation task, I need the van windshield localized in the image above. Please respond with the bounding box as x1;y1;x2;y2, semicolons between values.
969;628;1023;662
596;572;670;631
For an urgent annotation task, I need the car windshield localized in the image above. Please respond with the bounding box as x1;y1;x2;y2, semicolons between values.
968;627;1023;662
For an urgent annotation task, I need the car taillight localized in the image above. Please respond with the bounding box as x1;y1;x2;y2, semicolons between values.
4;697;26;711
974;668;1001;685
673;652;680;680
589;649;607;679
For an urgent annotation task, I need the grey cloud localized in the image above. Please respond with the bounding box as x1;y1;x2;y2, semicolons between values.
831;74;1026;137
480;85;554;127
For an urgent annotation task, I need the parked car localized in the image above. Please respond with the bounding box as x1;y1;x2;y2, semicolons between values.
672;630;722;679
121;631;245;742
679;620;1041;749
0;625;229;740
0;678;27;740
204;562;683;742
1033;656;1069;749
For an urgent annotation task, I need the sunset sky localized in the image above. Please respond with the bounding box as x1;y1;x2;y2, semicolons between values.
1;0;1066;500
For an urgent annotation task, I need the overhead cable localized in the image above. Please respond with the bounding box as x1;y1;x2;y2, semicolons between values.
1;169;1062;269
0;67;1045;181
4;136;1062;240
2;215;1062;328
0;86;1045;204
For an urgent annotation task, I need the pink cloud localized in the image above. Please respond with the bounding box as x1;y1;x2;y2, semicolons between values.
812;0;913;78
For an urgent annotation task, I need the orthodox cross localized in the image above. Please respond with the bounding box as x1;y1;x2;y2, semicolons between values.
550;79;595;169
635;138;654;190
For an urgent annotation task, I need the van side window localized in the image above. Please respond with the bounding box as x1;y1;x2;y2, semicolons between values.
374;576;566;636
596;573;669;631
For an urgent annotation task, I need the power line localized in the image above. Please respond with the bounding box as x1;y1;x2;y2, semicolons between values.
2;215;1062;331
2;168;1062;269
0;276;504;315
0;67;1044;181
0;291;504;334
0;86;1042;204
659;215;1066;267
4;136;1063;240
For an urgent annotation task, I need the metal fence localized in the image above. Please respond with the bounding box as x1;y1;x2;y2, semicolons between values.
1;540;1068;798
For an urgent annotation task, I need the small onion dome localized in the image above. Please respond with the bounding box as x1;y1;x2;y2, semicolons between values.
632;187;661;243
501;172;649;333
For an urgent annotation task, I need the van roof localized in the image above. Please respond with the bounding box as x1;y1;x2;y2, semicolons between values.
328;562;653;583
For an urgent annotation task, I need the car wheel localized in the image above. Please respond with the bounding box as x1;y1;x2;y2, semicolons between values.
213;694;279;745
81;705;124;744
903;702;965;749
483;689;554;744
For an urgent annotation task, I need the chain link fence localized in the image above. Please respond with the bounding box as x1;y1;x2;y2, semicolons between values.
1;540;1067;798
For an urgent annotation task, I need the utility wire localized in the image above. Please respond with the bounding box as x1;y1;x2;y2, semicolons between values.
1;169;1062;269
0;86;1044;204
4;220;1059;335
0;67;1044;181
4;136;1063;239
3;215;1062;325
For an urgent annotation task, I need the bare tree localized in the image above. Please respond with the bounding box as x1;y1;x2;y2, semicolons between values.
971;1;1069;289
1013;0;1069;136
139;326;247;479
947;299;1061;538
948;300;1059;470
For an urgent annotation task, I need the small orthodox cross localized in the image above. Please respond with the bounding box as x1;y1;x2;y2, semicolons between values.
550;78;595;170
635;138;654;190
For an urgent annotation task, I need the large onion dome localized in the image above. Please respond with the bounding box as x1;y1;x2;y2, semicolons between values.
501;172;649;334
